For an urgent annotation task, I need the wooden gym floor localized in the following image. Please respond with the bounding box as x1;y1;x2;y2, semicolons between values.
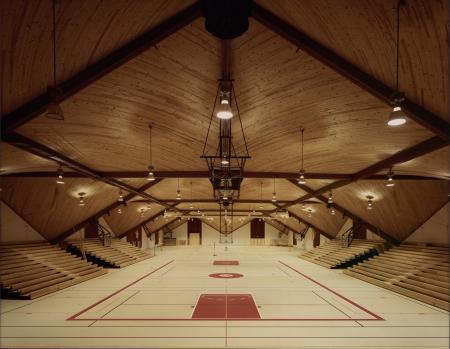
0;246;448;348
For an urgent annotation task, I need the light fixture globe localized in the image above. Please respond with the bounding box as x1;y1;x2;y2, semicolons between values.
387;106;407;126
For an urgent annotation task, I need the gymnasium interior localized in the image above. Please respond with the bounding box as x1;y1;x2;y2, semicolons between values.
0;0;449;348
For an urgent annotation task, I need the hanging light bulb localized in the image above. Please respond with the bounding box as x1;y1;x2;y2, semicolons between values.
140;208;145;217
386;168;395;187
78;192;86;207
117;207;122;214
387;2;407;127
146;125;156;181
328;191;333;204
216;92;233;119
56;165;65;185
189;202;194;209
307;209;312;218
176;178;182;200
366;195;374;210
331;207;336;215
118;189;124;202
298;128;307;184
147;166;156;181
272;178;277;202
387;106;406;126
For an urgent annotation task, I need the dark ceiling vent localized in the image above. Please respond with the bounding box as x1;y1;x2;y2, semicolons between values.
201;0;252;40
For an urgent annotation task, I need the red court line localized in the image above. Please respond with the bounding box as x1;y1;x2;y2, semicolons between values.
67;260;174;320
67;259;383;321
278;261;384;320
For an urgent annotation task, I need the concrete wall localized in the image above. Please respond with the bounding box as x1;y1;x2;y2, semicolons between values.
0;202;45;242
404;203;449;245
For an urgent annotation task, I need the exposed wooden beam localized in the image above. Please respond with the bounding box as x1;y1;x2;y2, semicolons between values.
2;171;446;181
252;3;450;141
117;208;168;238
4;132;177;211
1;3;202;136
287;179;400;245
272;203;334;239
51;179;162;243
266;219;301;236
280;136;449;209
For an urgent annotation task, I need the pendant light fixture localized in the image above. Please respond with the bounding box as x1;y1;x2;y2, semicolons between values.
307;208;312;218
216;81;233;119
331;207;336;215
366;195;374;210
327;191;333;204
147;125;156;181
176;178;182;200
56;164;65;184
117;207;122;214
140;208;145;217
46;0;64;120
298;128;306;185
189;181;194;209
118;189;124;202
386;168;395;187
387;0;407;127
271;177;277;202
259;181;264;209
78;192;86;206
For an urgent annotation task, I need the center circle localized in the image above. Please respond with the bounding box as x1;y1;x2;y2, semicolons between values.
209;272;243;279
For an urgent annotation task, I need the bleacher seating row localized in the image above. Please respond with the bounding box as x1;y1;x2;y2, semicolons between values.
69;238;152;267
299;239;385;268
344;244;449;311
0;241;106;299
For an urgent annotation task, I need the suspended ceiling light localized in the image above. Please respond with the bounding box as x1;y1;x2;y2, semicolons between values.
140;208;145;217
46;0;64;121
331;207;336;215
117;207;122;214
366;195;374;210
307;209;312;218
147;125;156;181
176;178;182;200
78;192;86;207
216;88;233;119
387;1;407;127
386;168;395;187
327;191;333;204
189;181;194;209
298;128;306;185
272;178;277;202
56;165;65;184
118;189;124;202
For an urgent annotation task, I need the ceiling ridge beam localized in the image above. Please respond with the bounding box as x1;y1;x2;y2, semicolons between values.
252;3;450;141
1;3;202;136
279;136;449;209
287;179;400;245
51;179;162;243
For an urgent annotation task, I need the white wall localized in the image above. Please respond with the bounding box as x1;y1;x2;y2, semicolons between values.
405;203;449;245
0;202;45;242
169;221;286;246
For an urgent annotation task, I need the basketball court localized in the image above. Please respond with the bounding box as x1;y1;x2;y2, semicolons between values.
1;246;448;348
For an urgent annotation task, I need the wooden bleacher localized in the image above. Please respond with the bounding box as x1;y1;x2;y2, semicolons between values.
299;239;385;268
69;238;152;268
0;241;106;299
344;244;450;311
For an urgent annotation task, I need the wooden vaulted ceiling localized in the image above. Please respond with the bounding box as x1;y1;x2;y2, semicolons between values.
0;0;448;244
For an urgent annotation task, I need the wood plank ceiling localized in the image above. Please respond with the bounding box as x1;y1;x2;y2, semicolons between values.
0;0;448;243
